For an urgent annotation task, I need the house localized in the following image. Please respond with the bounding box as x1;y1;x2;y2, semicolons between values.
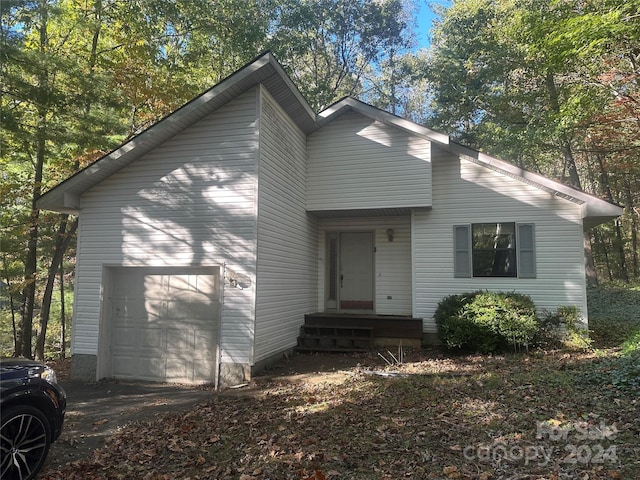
37;52;622;387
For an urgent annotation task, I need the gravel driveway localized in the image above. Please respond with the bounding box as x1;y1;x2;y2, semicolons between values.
44;379;214;470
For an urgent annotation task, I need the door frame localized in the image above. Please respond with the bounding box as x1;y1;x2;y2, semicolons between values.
325;231;375;312
97;265;223;384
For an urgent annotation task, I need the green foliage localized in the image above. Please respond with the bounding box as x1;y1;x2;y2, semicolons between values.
538;305;592;351
435;291;539;353
269;0;413;110
588;283;640;346
580;349;640;394
423;0;640;281
1;0;418;358
577;283;640;394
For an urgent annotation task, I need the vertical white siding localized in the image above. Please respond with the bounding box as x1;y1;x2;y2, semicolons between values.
73;89;260;367
254;87;318;362
413;146;588;332
307;112;431;211
317;216;412;315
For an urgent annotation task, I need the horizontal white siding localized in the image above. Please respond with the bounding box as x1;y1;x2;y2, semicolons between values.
317;216;412;315
413;146;588;333
73;90;260;367
306;112;431;212
254;87;318;363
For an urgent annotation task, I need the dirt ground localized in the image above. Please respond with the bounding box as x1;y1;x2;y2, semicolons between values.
44;350;386;471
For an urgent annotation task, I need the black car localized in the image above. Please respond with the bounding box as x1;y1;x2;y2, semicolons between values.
1;358;66;480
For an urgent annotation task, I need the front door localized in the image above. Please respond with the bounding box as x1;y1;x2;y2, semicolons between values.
332;231;375;311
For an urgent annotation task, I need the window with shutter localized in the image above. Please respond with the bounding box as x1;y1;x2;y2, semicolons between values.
453;222;536;278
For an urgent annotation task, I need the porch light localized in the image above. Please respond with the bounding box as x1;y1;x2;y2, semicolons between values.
386;229;394;242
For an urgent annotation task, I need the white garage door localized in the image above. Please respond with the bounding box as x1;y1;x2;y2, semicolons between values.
109;267;220;384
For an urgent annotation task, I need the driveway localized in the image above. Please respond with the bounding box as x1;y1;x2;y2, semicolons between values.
44;380;214;470
42;352;365;472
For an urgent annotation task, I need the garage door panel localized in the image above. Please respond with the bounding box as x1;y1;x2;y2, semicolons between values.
168;274;218;294
144;299;167;319
113;355;137;377
165;357;191;381
167;298;214;320
139;327;163;349
167;275;192;293
113;327;137;348
166;328;193;351
194;275;217;293
109;267;220;384
117;273;144;292
113;299;147;320
139;356;166;379
194;329;216;351
194;359;216;380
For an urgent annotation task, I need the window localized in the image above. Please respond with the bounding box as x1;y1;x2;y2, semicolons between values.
454;223;536;278
473;223;516;277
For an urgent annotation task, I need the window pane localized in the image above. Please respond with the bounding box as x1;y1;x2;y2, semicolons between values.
328;237;338;300
472;223;516;277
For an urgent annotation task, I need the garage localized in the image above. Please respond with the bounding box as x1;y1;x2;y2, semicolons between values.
106;267;221;384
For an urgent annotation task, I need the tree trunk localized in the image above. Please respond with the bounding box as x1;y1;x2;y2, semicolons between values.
33;0;100;360
544;72;601;285
19;0;49;359
625;179;639;278
614;220;629;282
597;229;613;282
584;234;598;287
2;257;19;356
545;72;582;189
35;216;77;361
595;153;628;282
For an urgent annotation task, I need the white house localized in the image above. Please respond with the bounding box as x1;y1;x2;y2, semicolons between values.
37;52;622;387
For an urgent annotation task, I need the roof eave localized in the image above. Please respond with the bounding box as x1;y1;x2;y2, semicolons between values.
449;142;623;226
318;98;450;145
37;52;317;213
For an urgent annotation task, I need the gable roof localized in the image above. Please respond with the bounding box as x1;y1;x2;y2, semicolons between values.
37;52;622;227
37;52;315;214
315;97;622;228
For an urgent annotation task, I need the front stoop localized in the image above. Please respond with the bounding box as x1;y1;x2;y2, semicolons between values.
296;313;423;352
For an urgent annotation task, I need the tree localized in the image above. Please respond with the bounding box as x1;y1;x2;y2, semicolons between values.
422;0;640;283
268;0;414;111
1;0;422;358
1;0;124;357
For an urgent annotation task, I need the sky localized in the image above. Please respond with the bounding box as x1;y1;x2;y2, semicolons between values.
414;0;450;49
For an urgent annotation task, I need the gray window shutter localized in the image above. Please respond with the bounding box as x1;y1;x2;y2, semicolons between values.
517;223;536;278
454;225;471;278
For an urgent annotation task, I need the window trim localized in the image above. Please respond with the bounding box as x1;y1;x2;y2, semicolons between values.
453;222;536;279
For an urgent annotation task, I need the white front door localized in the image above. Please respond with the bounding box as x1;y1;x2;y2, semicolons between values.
339;232;374;311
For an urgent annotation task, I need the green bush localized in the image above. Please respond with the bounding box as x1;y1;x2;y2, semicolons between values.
435;291;539;353
538;305;592;350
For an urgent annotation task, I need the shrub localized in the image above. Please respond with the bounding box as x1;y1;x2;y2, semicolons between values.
538;305;592;350
435;291;539;353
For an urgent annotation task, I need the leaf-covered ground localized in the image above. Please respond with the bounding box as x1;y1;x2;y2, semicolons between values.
41;348;639;480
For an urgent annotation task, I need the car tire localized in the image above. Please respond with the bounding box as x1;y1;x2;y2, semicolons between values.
1;405;52;480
